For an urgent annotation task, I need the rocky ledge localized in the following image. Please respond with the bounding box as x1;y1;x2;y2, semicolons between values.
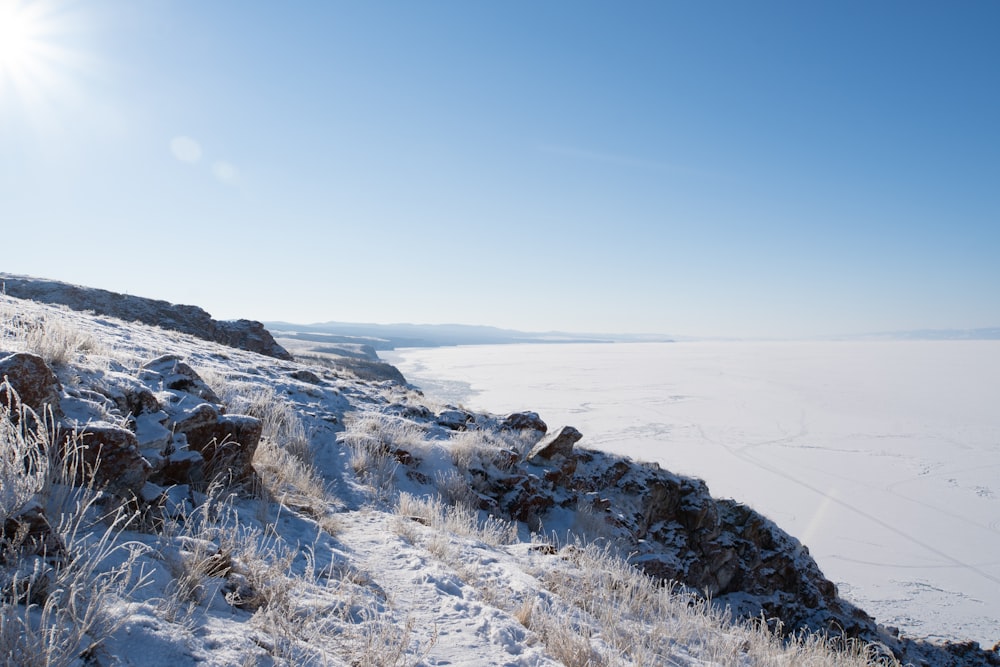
0;273;291;360
392;407;1000;666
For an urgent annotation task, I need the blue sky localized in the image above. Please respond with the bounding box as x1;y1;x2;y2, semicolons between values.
2;1;998;338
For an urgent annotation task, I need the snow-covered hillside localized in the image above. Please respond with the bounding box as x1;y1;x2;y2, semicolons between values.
1;285;996;666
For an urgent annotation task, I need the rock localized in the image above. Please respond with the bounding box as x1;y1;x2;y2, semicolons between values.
173;409;262;485
120;386;161;417
527;425;582;461
386;404;434;421
155;449;206;488
213;319;292;360
1;502;65;564
501;411;548;433
0;352;62;416
436;408;474;431
72;422;152;497
140;356;221;403
289;369;322;385
493;473;555;529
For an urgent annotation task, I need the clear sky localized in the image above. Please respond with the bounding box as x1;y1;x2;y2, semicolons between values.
2;1;998;338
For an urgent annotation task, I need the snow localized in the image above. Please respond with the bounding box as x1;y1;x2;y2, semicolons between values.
5;293;996;665
385;340;1000;648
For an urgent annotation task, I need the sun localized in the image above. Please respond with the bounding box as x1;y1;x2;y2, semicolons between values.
0;0;90;109
0;0;44;81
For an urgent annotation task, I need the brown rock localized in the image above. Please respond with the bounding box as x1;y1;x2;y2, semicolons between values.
73;423;152;497
502;411;548;433
0;352;62;416
1;503;65;563
177;411;262;484
289;369;322;385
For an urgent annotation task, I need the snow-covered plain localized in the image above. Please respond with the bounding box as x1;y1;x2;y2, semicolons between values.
385;341;1000;647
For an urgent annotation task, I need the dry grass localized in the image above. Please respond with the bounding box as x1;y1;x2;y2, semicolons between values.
447;428;525;472
0;398;151;667
0;297;102;367
395;492;516;548
524;538;902;666
339;413;427;504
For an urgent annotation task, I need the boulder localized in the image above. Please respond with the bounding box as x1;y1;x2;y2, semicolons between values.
72;422;152;497
436;408;474;431
501;411;548;433
140;355;221;403
0;352;62;416
527;425;582;461
172;406;262;484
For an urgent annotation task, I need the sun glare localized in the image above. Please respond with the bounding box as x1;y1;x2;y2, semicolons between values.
0;1;43;78
0;0;91;112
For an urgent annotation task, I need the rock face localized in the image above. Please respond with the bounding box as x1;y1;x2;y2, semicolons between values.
139;355;222;403
0;274;291;360
171;406;262;485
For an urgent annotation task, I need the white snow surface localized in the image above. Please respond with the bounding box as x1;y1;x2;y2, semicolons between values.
385;341;1000;648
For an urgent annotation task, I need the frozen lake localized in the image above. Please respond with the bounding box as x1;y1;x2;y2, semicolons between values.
383;341;1000;647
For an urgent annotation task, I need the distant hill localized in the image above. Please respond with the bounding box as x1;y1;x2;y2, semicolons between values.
848;328;1000;341
265;320;673;350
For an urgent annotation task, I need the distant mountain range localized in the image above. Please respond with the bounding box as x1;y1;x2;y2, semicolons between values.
267;319;1000;350
264;321;674;350
844;327;1000;341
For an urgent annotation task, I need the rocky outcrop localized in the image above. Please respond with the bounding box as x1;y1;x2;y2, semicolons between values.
418;420;1000;666
0;274;291;360
0;351;261;497
170;405;262;485
526;425;581;461
1;502;65;564
136;356;262;489
527;425;582;487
